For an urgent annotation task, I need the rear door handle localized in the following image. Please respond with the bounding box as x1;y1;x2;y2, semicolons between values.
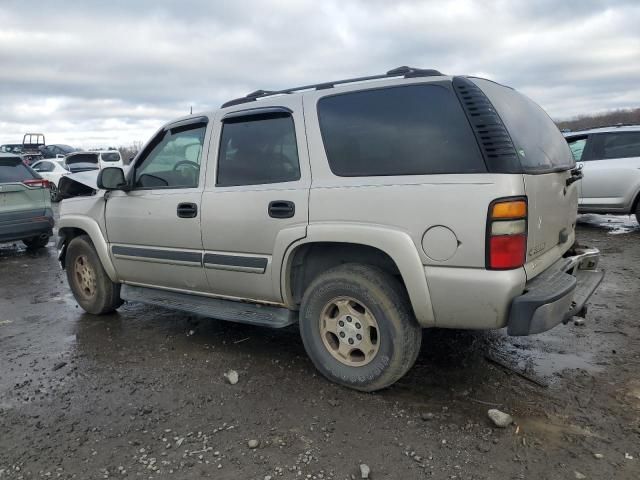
177;202;198;218
268;200;295;219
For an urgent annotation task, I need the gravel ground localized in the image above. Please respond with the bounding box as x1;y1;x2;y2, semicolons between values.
1;213;639;479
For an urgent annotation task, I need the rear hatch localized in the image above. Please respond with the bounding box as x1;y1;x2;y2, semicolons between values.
0;156;47;219
472;79;578;279
65;152;100;173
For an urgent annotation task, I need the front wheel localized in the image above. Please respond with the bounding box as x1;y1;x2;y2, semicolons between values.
299;264;422;392
65;235;122;314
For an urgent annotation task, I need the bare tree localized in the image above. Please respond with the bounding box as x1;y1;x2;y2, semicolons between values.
556;107;640;131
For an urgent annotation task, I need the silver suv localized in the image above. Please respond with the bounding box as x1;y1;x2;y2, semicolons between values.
57;67;603;391
564;125;640;221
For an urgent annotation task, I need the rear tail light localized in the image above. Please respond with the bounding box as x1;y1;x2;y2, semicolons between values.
487;197;527;270
23;179;50;189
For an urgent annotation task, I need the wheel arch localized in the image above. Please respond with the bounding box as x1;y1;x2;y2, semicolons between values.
281;224;435;327
58;216;118;282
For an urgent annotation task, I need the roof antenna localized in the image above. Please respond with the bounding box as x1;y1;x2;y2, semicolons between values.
190;105;193;115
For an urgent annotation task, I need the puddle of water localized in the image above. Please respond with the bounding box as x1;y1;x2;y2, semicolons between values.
577;213;639;234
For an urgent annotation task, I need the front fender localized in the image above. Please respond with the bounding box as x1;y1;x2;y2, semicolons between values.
281;223;435;327
57;215;118;282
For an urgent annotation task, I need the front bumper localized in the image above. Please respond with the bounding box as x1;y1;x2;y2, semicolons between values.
507;247;604;336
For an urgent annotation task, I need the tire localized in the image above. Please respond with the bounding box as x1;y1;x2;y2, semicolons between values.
50;184;60;202
635;202;640;225
23;235;50;249
299;263;422;392
65;235;122;314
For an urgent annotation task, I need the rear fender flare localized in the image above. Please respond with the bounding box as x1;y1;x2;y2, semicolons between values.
281;223;435;327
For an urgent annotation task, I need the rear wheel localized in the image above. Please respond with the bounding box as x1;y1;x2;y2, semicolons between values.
49;184;60;202
65;235;122;314
299;264;422;392
23;235;50;249
635;202;640;225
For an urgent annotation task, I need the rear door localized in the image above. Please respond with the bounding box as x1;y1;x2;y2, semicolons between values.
472;79;578;278
578;131;640;211
200;99;310;303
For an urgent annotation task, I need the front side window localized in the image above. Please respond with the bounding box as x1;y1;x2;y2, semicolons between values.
134;125;206;189
567;137;587;161
317;84;485;177
217;112;300;187
587;132;640;161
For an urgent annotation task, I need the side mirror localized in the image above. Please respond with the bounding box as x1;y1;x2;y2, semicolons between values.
97;167;127;190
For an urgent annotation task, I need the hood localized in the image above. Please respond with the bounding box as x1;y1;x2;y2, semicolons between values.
58;170;99;199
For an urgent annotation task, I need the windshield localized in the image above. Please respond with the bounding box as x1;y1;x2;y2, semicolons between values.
101;152;121;162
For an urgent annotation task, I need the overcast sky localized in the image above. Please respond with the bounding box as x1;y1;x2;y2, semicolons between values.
1;0;639;148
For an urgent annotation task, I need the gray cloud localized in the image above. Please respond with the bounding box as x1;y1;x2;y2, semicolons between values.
0;0;638;147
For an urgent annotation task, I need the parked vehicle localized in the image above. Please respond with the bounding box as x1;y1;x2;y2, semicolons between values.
64;151;100;173
0;153;54;249
40;144;76;159
21;133;45;165
31;159;70;201
564;125;640;222
57;67;603;391
96;150;123;169
0;144;24;155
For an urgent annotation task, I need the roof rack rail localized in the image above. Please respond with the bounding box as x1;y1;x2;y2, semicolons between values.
221;66;443;108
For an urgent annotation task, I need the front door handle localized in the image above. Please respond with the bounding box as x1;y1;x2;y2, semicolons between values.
177;202;198;218
268;200;295;219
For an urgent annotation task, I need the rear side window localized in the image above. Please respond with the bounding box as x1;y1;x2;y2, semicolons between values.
217;112;301;187
472;78;574;172
317;84;485;176
0;160;36;183
33;161;55;172
586;132;640;160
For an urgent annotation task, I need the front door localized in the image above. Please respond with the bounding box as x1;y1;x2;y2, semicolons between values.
200;99;310;303
579;131;640;210
105;118;210;292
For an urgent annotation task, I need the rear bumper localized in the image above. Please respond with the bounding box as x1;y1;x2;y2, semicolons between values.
507;247;603;336
0;208;54;243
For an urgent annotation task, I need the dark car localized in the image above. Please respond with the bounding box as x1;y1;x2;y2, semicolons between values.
40;144;77;159
0;153;54;249
64;151;100;173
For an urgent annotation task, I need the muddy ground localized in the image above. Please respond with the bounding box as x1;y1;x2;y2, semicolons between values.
1;212;639;479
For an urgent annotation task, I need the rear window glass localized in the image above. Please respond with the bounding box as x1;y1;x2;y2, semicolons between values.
101;152;121;162
317;84;485;176
587;132;640;160
67;153;99;164
0;159;35;182
472;78;574;172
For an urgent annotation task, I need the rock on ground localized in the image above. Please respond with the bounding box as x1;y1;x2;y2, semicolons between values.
487;409;513;428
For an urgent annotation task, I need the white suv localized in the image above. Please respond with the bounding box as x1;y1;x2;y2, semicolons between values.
57;67;603;391
565;125;640;221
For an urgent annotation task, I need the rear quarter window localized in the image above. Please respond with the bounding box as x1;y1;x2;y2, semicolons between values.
317;84;486;176
471;78;574;173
